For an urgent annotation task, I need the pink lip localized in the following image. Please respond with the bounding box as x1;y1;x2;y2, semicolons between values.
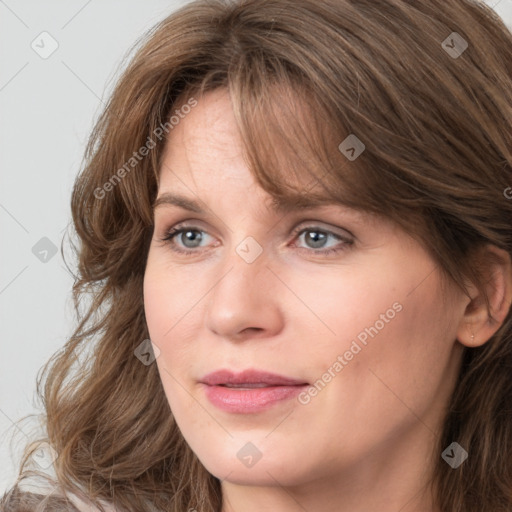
199;369;309;414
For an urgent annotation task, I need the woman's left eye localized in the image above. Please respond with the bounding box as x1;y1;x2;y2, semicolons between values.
158;223;353;257
290;226;353;255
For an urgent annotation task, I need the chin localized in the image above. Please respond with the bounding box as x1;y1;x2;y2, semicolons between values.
193;438;312;487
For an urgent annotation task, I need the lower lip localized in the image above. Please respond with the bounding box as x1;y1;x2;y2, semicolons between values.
201;384;308;413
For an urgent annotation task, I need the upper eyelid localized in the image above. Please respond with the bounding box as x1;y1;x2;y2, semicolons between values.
159;212;354;228
159;220;354;242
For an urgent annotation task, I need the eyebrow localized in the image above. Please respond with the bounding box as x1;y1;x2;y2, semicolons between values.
152;192;345;215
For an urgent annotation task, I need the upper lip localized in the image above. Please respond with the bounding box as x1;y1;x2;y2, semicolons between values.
200;369;309;386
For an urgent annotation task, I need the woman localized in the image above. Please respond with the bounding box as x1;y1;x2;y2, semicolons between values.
2;0;512;511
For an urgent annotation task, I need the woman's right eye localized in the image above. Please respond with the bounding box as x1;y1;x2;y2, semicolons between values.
160;225;213;255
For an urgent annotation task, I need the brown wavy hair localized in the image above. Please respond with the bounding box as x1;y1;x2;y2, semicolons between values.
2;0;512;510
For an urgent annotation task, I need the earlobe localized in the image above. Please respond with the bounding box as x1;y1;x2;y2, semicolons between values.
456;245;512;348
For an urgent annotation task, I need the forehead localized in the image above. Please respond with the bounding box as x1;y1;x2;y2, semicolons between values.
155;88;377;225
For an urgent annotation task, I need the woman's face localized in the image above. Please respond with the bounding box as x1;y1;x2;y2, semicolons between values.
143;88;468;489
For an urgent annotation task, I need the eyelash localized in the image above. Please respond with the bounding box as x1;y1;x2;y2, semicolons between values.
158;222;353;257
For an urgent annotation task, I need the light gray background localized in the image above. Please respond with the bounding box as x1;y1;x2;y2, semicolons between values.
1;0;511;496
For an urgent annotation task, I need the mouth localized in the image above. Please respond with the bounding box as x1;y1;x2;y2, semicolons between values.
218;383;279;389
199;368;309;387
199;369;310;413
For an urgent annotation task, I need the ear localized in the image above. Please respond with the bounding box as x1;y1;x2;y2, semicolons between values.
456;244;512;347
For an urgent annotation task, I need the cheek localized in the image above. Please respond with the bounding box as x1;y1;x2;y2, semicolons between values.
143;271;168;341
143;271;188;411
143;258;194;340
285;264;404;359
330;273;459;418
143;262;202;377
300;261;457;399
373;281;460;392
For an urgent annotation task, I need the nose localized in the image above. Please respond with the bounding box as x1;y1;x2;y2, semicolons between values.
204;241;285;342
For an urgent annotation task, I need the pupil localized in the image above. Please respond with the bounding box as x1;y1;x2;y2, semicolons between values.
183;230;202;247
307;231;325;248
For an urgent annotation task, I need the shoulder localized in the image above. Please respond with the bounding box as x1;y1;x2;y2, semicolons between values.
0;481;118;512
0;484;80;511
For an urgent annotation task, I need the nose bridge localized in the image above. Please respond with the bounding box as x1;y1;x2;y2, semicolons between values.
204;233;282;338
215;234;269;302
